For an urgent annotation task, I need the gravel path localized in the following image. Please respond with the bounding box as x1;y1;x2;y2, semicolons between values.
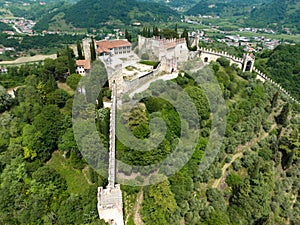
0;54;57;65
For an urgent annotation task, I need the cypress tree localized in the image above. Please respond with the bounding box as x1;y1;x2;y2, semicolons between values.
90;37;96;61
141;27;146;37
147;27;151;38
67;46;76;74
125;29;132;42
153;26;159;37
77;40;84;60
276;103;290;125
181;28;191;49
271;92;279;108
97;90;103;109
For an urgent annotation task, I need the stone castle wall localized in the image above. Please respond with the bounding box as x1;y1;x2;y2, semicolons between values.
123;63;162;93
101;38;299;105
199;47;299;104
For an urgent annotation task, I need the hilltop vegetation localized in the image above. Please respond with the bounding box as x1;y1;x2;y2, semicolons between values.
140;0;199;9
33;0;179;31
255;44;300;101
0;45;299;224
120;57;300;224
0;47;111;224
186;0;300;33
0;0;72;21
246;0;300;33
186;0;271;15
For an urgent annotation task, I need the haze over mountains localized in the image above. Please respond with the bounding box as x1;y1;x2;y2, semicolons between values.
2;0;300;32
33;0;178;30
63;0;178;27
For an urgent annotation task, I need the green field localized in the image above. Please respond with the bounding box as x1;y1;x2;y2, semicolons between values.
47;151;91;194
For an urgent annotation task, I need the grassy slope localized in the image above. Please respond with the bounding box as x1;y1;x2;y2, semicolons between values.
47;151;91;194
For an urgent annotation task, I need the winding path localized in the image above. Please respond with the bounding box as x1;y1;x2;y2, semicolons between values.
133;189;145;225
212;123;277;189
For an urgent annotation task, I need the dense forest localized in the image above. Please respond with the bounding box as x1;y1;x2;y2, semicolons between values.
186;0;300;33
246;0;300;33
0;34;86;55
120;57;300;224
0;44;299;225
255;44;300;101
33;0;179;30
0;47;110;224
0;22;13;32
140;0;199;9
186;0;266;16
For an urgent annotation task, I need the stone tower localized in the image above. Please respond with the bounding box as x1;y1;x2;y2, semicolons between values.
82;38;92;61
242;53;255;72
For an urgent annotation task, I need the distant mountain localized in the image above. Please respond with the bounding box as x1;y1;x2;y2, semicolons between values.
186;0;300;33
0;0;74;21
246;0;300;32
186;0;271;16
138;0;199;9
34;0;179;31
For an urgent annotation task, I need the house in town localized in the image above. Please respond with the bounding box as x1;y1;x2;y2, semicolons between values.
0;67;8;73
76;59;91;76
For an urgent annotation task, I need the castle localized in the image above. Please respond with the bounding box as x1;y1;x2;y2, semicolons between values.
94;35;298;225
83;35;298;106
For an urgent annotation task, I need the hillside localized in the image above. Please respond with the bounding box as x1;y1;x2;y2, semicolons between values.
246;0;300;33
186;0;271;16
255;44;300;101
0;45;299;224
34;0;179;30
0;1;71;21
186;0;300;33
139;0;199;10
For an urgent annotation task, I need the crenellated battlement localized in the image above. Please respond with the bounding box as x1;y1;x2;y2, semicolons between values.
198;47;299;104
253;68;299;104
199;47;244;64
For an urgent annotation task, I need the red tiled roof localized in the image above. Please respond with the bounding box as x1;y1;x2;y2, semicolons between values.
96;39;131;54
76;59;91;70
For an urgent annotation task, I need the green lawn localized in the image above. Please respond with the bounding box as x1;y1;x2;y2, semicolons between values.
47;151;91;194
57;81;75;96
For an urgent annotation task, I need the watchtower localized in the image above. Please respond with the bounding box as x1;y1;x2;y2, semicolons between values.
242;53;255;72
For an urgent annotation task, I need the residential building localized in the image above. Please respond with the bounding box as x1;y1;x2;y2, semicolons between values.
76;59;91;76
96;39;132;56
0;67;8;73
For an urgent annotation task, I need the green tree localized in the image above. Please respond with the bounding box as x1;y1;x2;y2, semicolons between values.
0;87;14;113
125;29;132;42
67;45;76;74
217;57;230;67
276;103;290;125
66;73;82;90
47;89;70;108
271;92;279;108
160;28;179;39
77;40;84;60
153;26;159;37
149;179;177;213
90;37;96;62
22;105;66;160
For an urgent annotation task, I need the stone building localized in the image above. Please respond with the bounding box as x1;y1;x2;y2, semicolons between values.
138;35;189;73
242;53;255;72
96;40;132;56
75;59;91;76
